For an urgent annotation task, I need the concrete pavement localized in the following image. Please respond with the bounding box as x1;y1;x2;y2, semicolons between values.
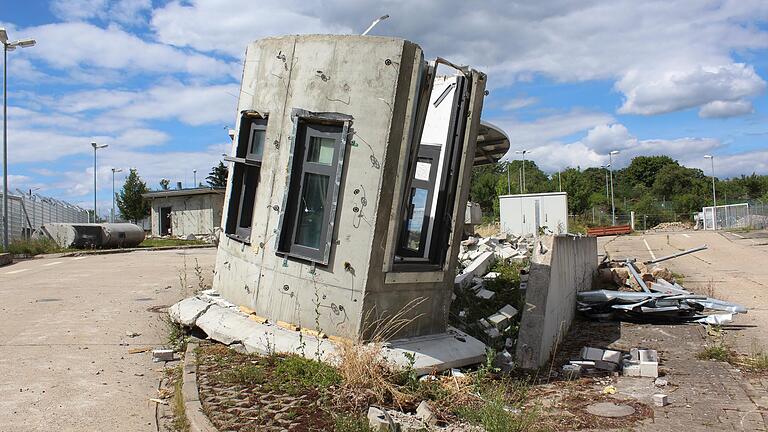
0;249;216;432
600;229;768;354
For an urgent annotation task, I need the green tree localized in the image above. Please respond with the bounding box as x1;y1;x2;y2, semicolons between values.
206;161;228;188
623;155;678;188
117;169;150;222
470;165;503;218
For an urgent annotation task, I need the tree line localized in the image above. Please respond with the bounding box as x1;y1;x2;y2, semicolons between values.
470;155;768;226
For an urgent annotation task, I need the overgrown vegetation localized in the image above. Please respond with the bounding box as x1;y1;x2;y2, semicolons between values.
169;365;189;432
3;238;63;255
697;343;734;362
470;155;768;226
139;238;206;248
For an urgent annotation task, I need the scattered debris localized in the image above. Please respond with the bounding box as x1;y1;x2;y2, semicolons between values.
649;221;692;232
128;347;151;354
652;394;669;407
149;398;169;405
125;331;141;338
152;349;175;362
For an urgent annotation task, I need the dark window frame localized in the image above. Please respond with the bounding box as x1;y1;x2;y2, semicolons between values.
393;73;471;270
224;111;268;243
275;109;352;265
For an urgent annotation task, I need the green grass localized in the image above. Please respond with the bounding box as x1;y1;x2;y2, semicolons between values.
139;238;206;248
697;344;733;362
273;354;342;390
455;383;540;432
170;365;190;432
333;414;375;432
2;238;64;255
219;364;267;385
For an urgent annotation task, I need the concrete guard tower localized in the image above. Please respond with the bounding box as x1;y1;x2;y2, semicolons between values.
214;34;489;347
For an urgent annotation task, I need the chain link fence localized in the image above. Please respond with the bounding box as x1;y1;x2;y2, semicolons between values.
702;202;768;230
1;190;89;245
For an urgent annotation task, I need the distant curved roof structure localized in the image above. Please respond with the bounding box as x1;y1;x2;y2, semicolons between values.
474;121;510;166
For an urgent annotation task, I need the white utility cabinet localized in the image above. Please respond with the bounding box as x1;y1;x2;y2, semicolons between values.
499;192;568;236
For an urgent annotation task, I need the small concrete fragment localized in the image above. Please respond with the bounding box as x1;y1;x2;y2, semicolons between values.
415;400;437;425
152;349;174;362
601;349;622;364
595;359;618;372
487;312;510;330
652;394;669;407
368;406;399;432
580;347;605;362
475;288;495;300
562;364;581;379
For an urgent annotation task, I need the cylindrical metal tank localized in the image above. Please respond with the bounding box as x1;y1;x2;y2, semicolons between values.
40;223;145;249
100;223;146;248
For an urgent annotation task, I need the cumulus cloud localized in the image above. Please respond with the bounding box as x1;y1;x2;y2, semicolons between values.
502;97;538;111
699;100;755;118
148;0;768;116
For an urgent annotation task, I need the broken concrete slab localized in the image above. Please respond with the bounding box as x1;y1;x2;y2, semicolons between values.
580;347;605;362
475;288;495;300
380;327;487;375
498;304;518;319
168;297;213;327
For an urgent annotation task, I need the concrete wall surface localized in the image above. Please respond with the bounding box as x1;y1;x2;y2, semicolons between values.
516;234;597;369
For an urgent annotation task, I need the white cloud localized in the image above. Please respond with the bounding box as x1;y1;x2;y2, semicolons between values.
148;0;768;116
22;22;236;78
502;97;538;111
50;0;152;26
151;0;352;57
617;64;766;116
699;100;755;118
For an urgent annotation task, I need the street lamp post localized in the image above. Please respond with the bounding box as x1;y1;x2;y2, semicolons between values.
91;142;108;223
609;150;620;226
111;168;122;223
515;149;530;193
1;28;35;250
558;171;562;192
600;164;610;202
506;161;510;195
704;155;717;229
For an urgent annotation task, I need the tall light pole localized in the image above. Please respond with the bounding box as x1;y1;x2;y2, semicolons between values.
704;154;717;229
505;161;511;194
609;150;620;226
91;142;108;223
558;171;562;192
515;149;530;193
1;28;35;250
193;169;197;188
600;164;610;202
111;168;122;223
361;14;390;35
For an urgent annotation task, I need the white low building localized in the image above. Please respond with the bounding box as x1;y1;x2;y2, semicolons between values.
142;188;225;238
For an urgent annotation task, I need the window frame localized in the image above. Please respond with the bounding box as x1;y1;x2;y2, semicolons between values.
393;73;471;270
224;111;268;244
275;109;352;265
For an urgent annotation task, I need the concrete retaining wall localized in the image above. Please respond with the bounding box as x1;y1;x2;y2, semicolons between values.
516;234;597;369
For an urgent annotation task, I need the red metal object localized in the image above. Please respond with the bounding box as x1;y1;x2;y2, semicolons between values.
587;224;632;237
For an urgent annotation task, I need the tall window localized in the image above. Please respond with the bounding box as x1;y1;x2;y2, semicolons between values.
395;73;470;267
225;113;267;242
278;120;346;264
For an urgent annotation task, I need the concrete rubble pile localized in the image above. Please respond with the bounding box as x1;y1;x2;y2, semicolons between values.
454;233;533;290
580;245;747;324
562;346;659;379
649;221;692;232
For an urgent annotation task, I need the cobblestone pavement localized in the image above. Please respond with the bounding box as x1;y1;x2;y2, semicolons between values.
196;345;337;432
590;232;768;431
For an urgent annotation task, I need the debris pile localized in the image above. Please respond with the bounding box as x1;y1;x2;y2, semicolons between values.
581;245;747;324
449;232;533;362
563;346;660;378
649;221;692;232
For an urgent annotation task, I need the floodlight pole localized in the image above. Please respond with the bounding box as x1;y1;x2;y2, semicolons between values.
2;30;36;249
91;142;108;223
111;168;122;223
704;155;717;229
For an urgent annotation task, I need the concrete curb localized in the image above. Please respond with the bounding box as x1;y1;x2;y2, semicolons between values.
182;343;218;432
57;244;215;258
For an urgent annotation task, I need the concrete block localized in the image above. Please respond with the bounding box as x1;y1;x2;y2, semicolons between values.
368;407;399;432
622;363;642;377
483;272;500;279
638;349;658;363
498;304;518;319
652;394;669;407
485;327;501;339
415;400;437;425
463;251;494;279
639;362;658;378
570;360;596;367
454;272;474;289
595;360;618;372
580;347;604;362
475;288;495;300
494;246;516;260
487;312;510;330
380;327;487;374
168;297;212;327
602;349;622;364
152;349;175;362
562;364;581;379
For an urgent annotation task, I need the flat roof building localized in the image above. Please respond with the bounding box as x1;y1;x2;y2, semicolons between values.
143;188;224;238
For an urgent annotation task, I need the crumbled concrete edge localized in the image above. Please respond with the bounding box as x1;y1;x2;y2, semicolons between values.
0;253;12;267
182;342;218;432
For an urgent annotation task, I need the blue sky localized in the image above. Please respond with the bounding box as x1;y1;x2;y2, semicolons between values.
1;0;767;217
